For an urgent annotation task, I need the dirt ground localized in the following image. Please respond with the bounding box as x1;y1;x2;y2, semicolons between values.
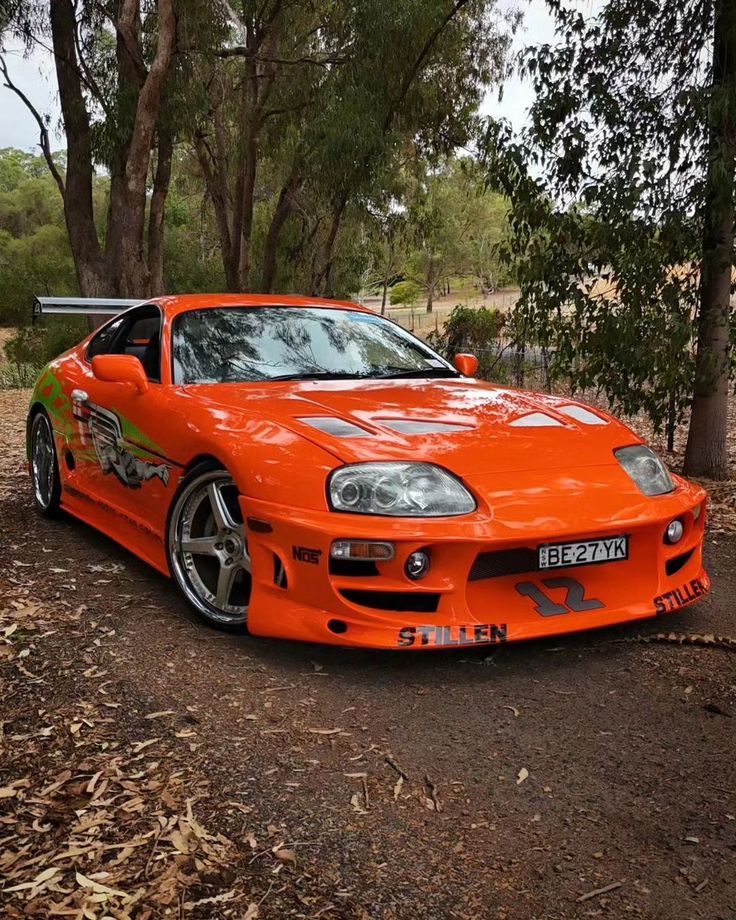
1;388;735;920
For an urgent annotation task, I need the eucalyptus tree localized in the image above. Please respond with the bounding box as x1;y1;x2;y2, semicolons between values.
0;1;213;302
192;0;513;296
485;0;735;479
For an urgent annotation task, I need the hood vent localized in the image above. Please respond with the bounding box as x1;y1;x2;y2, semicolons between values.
559;405;607;425
297;417;373;438
509;412;563;428
378;419;475;435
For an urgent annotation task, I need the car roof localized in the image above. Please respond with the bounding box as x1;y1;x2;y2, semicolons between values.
149;293;374;319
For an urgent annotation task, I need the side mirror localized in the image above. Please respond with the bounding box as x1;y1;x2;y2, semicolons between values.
91;354;149;394
453;353;479;377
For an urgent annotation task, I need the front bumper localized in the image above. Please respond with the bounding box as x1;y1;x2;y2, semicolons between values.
240;468;709;649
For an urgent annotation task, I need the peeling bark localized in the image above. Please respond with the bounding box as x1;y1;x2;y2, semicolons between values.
148;131;174;296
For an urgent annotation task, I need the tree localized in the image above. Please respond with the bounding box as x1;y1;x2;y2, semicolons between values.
484;0;734;479
2;0;179;305
0;148;78;325
404;157;507;311
367;210;409;314
191;0;512;296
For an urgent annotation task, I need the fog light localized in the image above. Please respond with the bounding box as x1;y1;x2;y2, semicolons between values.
405;550;430;580
665;519;684;544
330;540;394;561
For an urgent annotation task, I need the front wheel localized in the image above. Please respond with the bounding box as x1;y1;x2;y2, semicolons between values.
30;410;61;516
167;464;252;630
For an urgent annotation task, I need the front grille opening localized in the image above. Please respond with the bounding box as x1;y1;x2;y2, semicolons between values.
339;589;440;613
469;548;537;581
329;558;380;577
666;548;695;577
273;553;288;588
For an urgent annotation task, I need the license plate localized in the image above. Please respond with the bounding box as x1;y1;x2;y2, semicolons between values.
538;535;628;570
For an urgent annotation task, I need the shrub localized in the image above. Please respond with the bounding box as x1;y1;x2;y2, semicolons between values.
1;319;87;389
389;281;422;306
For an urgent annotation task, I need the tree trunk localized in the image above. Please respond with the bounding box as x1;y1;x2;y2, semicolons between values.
683;0;734;480
426;256;435;312
105;0;177;298
238;126;257;291
261;171;303;292
49;0;106;299
381;276;389;315
312;195;347;296
194;133;237;290
229;62;258;292
148;131;174;295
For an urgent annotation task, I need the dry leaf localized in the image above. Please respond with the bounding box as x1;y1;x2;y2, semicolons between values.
75;871;129;899
272;847;297;866
516;767;529;785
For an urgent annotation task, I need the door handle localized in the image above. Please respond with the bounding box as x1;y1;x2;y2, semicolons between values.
71;390;89;445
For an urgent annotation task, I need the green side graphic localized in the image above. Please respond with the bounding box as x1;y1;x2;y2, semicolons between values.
30;365;74;440
30;366;167;465
112;410;166;457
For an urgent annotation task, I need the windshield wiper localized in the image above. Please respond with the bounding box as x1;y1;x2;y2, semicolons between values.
267;370;372;382
374;367;459;379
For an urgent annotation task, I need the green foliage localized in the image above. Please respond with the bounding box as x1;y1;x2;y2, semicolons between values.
481;0;735;446
0;149;77;326
402;157;509;310
427;304;506;378
3;318;86;383
390;281;423;306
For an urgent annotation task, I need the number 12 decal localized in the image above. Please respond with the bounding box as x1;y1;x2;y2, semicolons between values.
515;577;604;617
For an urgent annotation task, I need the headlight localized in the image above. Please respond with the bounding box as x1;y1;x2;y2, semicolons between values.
328;462;476;516
615;445;674;496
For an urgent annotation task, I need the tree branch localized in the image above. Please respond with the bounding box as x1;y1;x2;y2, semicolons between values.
190;44;347;67
383;0;471;132
0;55;66;197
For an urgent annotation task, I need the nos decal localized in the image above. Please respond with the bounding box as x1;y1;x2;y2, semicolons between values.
72;395;169;489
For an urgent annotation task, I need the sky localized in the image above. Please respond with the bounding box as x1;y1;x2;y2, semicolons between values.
0;1;563;155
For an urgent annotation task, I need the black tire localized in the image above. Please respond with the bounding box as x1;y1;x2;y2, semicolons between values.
29;410;62;517
165;460;252;631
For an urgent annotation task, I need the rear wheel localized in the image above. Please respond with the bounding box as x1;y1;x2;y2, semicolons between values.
30;410;61;516
167;464;252;629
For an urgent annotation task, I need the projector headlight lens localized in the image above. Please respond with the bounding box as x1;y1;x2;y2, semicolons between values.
665;519;684;544
615;445;674;496
328;462;475;516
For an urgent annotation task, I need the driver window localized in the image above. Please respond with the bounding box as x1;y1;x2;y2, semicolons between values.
86;307;162;383
118;312;162;382
87;317;126;360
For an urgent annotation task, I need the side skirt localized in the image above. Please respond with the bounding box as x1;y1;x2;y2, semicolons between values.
61;487;171;577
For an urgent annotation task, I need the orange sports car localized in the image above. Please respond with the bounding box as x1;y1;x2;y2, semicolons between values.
27;294;709;649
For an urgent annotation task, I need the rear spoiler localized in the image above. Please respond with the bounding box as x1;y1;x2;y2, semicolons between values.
33;296;142;323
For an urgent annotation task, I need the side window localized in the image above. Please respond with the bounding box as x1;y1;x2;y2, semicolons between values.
87;317;126;360
118;313;162;382
87;307;162;382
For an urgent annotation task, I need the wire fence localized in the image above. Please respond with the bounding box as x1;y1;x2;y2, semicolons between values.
380;292;520;334
460;340;554;391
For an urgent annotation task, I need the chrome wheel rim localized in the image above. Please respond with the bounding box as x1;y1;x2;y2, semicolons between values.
170;471;251;625
32;415;55;509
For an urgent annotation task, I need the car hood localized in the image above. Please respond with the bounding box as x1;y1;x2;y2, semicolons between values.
187;377;638;476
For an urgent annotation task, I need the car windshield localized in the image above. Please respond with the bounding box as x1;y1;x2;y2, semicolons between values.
171;307;458;384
